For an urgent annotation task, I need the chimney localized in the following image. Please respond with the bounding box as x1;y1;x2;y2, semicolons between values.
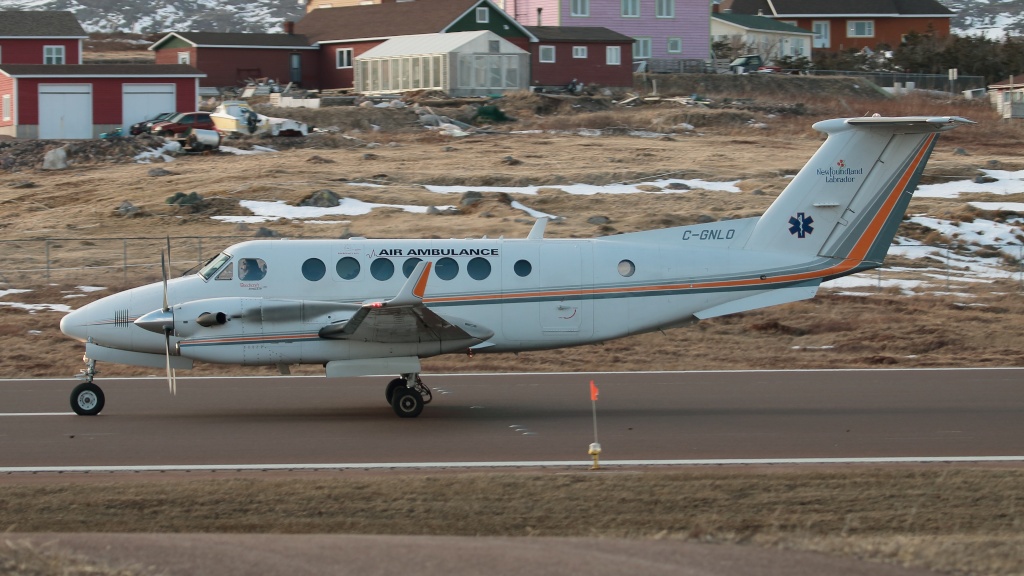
284;20;295;34
537;7;542;26
757;8;763;15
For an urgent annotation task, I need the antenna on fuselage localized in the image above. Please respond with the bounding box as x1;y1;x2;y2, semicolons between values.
527;217;548;240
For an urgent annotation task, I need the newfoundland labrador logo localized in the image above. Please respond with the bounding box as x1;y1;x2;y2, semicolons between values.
817;159;864;183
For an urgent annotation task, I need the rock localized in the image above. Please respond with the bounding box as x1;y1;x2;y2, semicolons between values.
750;189;766;196
147;167;176;177
441;146;457;152
365;142;381;149
42;146;68;170
587;216;610;225
301;189;341;208
235;223;251;232
306;155;336;164
974;175;997;184
953;147;969;156
7;180;35;189
665;182;691;190
255;227;279;238
987;159;1002;168
166;191;204;206
696;214;716;224
501;155;522;166
363;153;379;160
460;191;483;207
426;206;442;215
116;201;139;217
387;142;401;147
636;184;662;192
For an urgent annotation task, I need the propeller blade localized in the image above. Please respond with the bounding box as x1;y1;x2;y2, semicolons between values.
164;330;175;396
166;236;172;277
161;251;169;313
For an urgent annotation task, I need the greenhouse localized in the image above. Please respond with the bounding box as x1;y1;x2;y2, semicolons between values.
354;30;529;96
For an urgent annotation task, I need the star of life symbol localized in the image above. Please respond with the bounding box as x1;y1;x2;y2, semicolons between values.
789;212;814;238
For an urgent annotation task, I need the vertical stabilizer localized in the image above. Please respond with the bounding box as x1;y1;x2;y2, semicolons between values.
743;117;972;271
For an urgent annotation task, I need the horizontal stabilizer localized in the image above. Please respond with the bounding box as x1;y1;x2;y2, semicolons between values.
694;283;819;320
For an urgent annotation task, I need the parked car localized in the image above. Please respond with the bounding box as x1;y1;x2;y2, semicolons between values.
149;112;215;137
728;54;763;74
129;112;175;135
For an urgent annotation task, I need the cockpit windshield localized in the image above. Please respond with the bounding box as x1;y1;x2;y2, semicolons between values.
198;252;233;281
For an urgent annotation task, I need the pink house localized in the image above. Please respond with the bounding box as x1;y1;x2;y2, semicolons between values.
499;0;710;62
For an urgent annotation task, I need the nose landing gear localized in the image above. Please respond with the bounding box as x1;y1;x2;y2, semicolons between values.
71;359;105;416
387;373;432;418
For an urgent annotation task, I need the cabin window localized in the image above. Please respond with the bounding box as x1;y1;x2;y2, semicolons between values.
302;258;326;281
371;258;394;280
467;257;491;280
239;258;267;281
435;257;459;280
336;257;360;280
618;259;635;277
402;258;423;277
514;259;532;277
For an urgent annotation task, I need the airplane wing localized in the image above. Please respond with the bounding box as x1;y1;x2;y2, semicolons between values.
318;262;490;344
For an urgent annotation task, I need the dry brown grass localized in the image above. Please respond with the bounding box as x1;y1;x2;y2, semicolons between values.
1;468;1023;575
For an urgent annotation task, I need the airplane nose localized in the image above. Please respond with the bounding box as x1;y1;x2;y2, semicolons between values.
59;307;88;342
134;309;174;334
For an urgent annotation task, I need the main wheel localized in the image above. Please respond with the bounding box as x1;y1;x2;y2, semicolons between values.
70;382;104;416
385;378;407;404
391;387;423;418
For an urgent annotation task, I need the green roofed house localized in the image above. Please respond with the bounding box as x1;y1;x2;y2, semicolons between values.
712;9;813;66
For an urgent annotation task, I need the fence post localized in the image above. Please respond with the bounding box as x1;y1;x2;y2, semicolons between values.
45;239;50;283
123;239;128;286
197;238;203;265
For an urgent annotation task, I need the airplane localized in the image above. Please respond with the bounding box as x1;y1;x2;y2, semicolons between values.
59;115;972;418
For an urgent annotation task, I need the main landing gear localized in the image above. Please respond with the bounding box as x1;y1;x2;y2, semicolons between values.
70;358;105;416
385;373;432;418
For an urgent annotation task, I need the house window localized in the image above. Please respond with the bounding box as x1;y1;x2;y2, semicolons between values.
606;46;621;65
43;45;65;65
656;0;674;18
489;40;500;53
336;48;353;69
476;7;489;23
2;95;10;121
812;21;830;49
621;0;639;17
177;51;190;65
633;37;651;59
571;0;589;17
539;45;555;63
847;20;874;37
573;46;588;59
667;37;682;53
791;37;806;56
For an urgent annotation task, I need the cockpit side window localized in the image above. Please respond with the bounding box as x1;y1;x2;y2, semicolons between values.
239;258;267;281
200;252;233;281
216;265;233;280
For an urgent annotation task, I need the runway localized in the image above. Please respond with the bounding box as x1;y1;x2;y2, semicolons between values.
2;368;1023;472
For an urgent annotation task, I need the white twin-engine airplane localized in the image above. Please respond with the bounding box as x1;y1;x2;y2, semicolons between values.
60;116;971;418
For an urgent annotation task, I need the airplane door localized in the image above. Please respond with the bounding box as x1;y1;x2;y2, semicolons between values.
503;241;592;341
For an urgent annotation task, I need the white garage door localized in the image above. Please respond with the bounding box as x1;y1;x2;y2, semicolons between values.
39;84;93;139
122;84;176;132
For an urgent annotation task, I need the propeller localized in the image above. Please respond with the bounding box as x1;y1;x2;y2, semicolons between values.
161;248;176;396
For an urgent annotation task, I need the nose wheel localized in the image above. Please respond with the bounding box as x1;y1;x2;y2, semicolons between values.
70;358;104;416
387;373;431;418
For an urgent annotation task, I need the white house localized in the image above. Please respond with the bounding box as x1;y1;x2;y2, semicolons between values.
712;11;812;63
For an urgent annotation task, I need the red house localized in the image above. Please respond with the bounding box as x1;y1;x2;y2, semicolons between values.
0;11;87;65
718;0;954;52
0;64;204;139
295;0;536;90
149;31;319;90
524;26;633;89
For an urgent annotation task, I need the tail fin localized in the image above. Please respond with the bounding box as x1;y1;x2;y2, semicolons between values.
744;116;972;272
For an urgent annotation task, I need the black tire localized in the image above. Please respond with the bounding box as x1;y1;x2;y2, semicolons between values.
391;387;423;418
385;378;407;404
70;382;104;416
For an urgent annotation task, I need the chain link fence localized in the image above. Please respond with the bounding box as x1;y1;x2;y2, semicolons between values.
0;236;1021;293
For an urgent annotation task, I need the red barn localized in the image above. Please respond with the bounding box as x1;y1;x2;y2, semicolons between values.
0;11;87;65
149;31;319;90
524;26;634;90
0;64;204;139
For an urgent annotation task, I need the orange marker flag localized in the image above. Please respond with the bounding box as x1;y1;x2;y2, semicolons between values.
590;380;599;402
